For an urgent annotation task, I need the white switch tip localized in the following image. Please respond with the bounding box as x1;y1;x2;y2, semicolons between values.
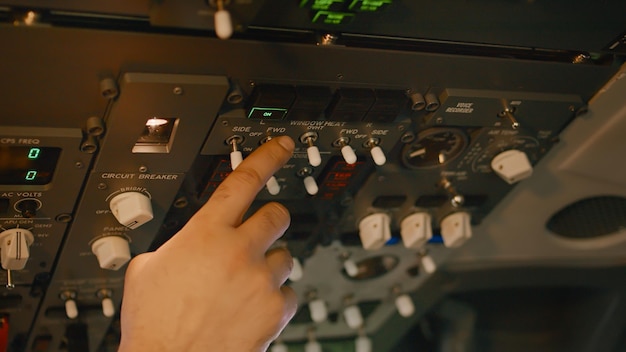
305;341;322;352
266;176;281;195
288;258;303;282
344;305;364;329
0;228;34;270
309;298;328;323
91;236;131;271
341;145;357;164
440;212;472;248
230;150;243;170
491;149;533;184
370;145;386;166
101;297;115;318
358;213;391;250
307;146;322;167
109;192;153;229
343;259;360;277
395;294;415;317
421;254;437;274
355;336;373;352
400;212;432;249
271;342;289;352
65;299;78;319
303;176;319;195
214;9;233;39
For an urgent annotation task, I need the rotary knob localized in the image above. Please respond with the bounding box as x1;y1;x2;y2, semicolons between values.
109;192;154;229
91;236;131;271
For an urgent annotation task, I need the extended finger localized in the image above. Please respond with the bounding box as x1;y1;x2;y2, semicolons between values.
238;202;290;253
266;247;293;286
199;136;294;227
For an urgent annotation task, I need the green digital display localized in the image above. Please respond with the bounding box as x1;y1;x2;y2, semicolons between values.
349;0;392;12
0;146;62;185
311;11;355;25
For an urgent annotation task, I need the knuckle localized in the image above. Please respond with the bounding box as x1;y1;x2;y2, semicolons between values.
231;167;264;188
256;203;291;232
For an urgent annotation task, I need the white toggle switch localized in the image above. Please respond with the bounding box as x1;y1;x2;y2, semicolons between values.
230;150;243;170
271;342;289;352
400;212;432;249
309;299;328;323
358;213;391;250
101;297;115;318
303;176;319;196
395;294;415;318
214;9;233;39
266;176;281;195
491;149;533;184
370;145;386;166
440;212;472;248
305;341;322;352
421;254;437;274
344;305;364;329
65;298;78;319
307;145;322;167
109;192;154;229
0;228;34;270
91;236;131;271
288;258;303;282
355;336;373;352
341;145;357;165
343;258;359;277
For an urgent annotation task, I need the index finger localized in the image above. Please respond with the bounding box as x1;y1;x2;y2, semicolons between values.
199;136;294;227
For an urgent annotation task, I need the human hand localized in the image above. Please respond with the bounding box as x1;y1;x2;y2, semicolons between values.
118;136;298;352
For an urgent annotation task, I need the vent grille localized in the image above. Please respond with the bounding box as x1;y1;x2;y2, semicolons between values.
547;196;626;239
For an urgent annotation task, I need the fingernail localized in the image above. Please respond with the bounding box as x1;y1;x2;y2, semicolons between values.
276;136;295;152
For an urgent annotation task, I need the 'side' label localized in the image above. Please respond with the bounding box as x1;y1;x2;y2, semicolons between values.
445;102;474;114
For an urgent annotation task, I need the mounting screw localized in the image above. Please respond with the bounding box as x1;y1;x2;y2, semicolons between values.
138;166;148;173
97;183;107;190
74;162;83;169
173;86;184;95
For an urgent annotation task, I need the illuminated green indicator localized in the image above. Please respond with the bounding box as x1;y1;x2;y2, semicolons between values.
248;107;288;120
28;147;41;159
312;11;354;24
25;170;37;181
349;0;392;11
301;0;346;10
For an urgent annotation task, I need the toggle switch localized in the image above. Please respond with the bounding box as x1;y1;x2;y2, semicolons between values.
358;213;391;250
440;212;472;248
213;0;233;39
491;149;533;184
91;236;131;271
227;135;244;170
343;258;359;278
309;298;328;323
271;342;289;352
301;132;322;167
60;291;78;319
499;108;520;129
400;212;432;249
395;294;415;318
305;341;322;352
97;289;115;318
266;176;281;195
288;257;303;282
420;254;437;274
0;228;34;271
364;138;386;166
335;137;357;165
344;304;364;329
303;176;319;196
109;192;154;229
355;335;373;352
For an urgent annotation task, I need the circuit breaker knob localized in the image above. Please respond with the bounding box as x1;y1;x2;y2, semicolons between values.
91;236;131;271
109;192;154;229
344;304;364;329
440;212;472;248
303;176;319;196
395;294;415;317
370;145;387;166
309;298;328;323
355;336;373;352
400;212;432;249
491;149;533;184
0;228;34;270
341;145;357;165
358;213;391;250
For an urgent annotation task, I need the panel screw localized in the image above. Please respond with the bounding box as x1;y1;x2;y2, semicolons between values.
74;162;83;169
97;183;107;190
336;73;344;80
139;166;148;173
173;86;184;95
435;117;444;124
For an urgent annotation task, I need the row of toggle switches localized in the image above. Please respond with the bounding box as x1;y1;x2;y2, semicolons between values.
59;289;116;319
